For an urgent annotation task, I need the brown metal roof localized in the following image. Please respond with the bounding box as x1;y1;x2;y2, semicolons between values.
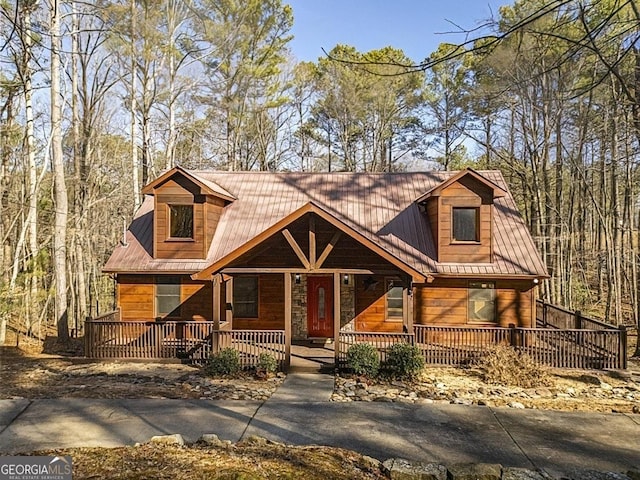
103;170;548;278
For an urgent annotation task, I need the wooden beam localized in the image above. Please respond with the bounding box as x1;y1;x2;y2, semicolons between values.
284;273;292;370
220;267;376;274
212;276;221;353
225;276;233;328
282;229;310;269
404;277;413;333
333;272;341;366
309;215;316;268
316;231;342;268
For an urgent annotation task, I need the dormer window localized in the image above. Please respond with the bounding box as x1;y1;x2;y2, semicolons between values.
169;204;194;239
452;207;479;242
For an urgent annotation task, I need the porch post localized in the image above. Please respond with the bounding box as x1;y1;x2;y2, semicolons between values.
405;276;414;335
225;276;233;329
333;272;341;366
284;272;292;369
212;275;221;352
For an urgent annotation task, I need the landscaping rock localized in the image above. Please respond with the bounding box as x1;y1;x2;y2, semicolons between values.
242;435;269;446
198;434;224;446
148;434;185;446
502;467;553;480
447;463;502;480
627;468;640;480
359;455;383;472
562;470;631;480
382;458;447;480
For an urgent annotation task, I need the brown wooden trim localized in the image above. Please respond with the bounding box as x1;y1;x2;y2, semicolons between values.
309;215;316;268
141;166;236;201
284;273;292;369
316;231;341;268
282;228;310;269
212;276;221;330
431;274;544;280
225;277;233;327
333;272;340;364
220;267;377;274
406;280;414;332
416;168;507;202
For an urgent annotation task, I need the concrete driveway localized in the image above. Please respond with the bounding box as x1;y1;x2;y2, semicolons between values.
1;374;639;477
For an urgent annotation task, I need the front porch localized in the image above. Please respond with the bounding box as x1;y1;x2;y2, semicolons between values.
85;301;628;370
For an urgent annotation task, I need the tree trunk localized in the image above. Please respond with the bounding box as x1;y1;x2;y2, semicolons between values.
130;0;140;211
51;0;69;343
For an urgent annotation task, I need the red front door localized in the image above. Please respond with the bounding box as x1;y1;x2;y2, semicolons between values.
307;276;333;337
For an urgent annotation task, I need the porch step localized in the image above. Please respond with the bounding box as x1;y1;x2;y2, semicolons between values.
287;364;335;374
269;373;335;402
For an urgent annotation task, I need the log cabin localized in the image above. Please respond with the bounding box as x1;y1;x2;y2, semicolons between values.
103;167;548;362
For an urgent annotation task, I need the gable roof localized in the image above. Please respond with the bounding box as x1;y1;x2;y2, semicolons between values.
140;166;236;201
193;201;426;282
415;167;507;203
104;170;548;279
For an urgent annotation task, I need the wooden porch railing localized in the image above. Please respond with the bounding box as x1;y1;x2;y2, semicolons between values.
414;325;512;365
413;324;627;369
84;318;285;368
337;331;414;364
218;330;286;369
536;300;616;330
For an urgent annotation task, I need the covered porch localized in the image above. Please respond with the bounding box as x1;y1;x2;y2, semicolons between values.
202;206;424;369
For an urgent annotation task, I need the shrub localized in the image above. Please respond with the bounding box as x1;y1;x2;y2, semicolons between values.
206;347;241;376
477;345;551;388
346;343;380;377
385;343;425;380
257;353;278;375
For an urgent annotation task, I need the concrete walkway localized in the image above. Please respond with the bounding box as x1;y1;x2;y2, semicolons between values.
0;376;639;477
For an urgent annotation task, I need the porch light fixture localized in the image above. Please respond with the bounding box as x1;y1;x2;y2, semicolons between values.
533;278;539;285
343;274;349;285
225;302;233;311
295;273;301;284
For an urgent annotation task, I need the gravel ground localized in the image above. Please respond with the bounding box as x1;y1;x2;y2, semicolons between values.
0;347;284;400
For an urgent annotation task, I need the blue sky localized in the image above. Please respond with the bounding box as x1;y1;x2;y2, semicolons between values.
287;0;505;63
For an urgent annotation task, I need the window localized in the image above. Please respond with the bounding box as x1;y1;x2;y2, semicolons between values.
156;276;181;317
452;207;479;242
169;204;194;238
233;276;258;318
386;279;404;321
468;281;496;323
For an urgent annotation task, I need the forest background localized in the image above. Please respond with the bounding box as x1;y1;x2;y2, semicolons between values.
0;0;638;349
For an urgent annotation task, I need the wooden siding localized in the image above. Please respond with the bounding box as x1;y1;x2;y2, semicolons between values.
154;177;207;259
117;274;213;321
414;278;534;327
205;196;225;250
438;179;493;263
232;274;285;330
354;274;404;333
426;199;439;256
